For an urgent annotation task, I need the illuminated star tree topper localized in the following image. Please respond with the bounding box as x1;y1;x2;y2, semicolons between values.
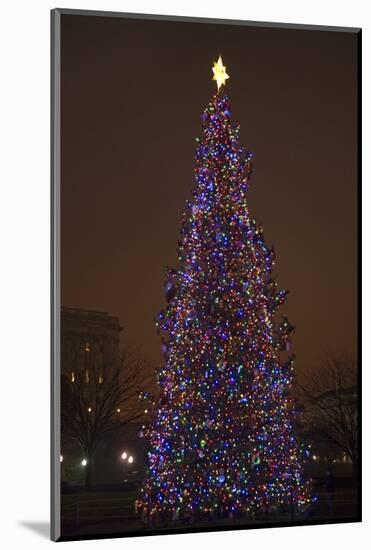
212;55;230;90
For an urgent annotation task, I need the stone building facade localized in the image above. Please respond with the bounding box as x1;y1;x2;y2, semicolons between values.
61;307;123;383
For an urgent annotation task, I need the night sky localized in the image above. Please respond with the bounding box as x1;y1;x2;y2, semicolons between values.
61;13;358;382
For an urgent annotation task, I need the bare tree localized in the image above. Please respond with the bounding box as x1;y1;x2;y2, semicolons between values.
299;356;358;476
61;347;152;490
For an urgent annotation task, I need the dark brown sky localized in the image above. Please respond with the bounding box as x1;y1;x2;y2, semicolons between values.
61;14;358;381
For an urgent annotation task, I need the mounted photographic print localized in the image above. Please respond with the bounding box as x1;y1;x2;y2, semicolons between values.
51;8;361;542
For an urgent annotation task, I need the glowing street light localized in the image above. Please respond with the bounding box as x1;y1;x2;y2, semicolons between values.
81;459;87;467
128;455;134;464
60;455;63;463
121;451;128;461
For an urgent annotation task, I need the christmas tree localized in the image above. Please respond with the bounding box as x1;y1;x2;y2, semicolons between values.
138;56;312;522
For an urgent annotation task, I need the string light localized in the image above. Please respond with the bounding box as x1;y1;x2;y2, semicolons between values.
137;65;312;521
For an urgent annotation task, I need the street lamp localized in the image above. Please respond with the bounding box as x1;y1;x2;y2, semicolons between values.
81;458;87;467
60;455;63;463
121;451;134;464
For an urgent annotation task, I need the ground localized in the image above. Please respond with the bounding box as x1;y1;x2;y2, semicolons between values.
60;477;359;538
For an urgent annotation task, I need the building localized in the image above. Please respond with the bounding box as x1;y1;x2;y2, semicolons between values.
61;307;123;383
61;307;133;488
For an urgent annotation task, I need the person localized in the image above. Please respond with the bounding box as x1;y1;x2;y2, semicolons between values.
324;468;335;514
